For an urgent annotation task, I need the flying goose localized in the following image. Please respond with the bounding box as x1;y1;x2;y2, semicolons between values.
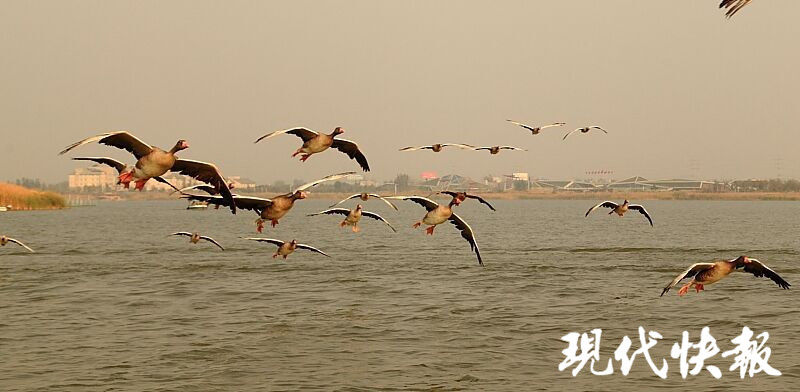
0;235;34;253
254;127;370;172
562;126;608;140
309;204;396;233
661;256;790;296
720;0;752;18
396;196;482;265
474;146;526;155
585;200;653;226
184;172;355;232
72;157;182;192
399;144;476;152
439;191;496;211
329;192;398;210
169;232;225;250
506;120;566;135
244;238;330;259
59;131;236;213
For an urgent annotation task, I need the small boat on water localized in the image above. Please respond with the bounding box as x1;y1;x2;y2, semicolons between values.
0;206;7;212
186;200;209;210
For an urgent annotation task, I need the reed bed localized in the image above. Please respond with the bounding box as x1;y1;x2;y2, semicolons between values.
0;182;66;210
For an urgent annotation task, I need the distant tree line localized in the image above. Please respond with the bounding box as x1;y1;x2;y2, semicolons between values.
731;179;800;192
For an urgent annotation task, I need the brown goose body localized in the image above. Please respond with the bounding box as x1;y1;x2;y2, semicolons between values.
256;191;307;231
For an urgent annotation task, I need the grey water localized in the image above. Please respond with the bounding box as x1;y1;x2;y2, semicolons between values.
1;199;798;391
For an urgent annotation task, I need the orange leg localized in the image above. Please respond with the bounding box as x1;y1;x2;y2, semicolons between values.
340;221;348;228
256;219;265;233
678;283;692;296
425;226;436;235
282;255;288;259
272;253;278;258
412;222;422;229
299;154;311;162
118;171;134;188
291;148;302;157
695;284;704;293
271;219;279;228
134;179;148;191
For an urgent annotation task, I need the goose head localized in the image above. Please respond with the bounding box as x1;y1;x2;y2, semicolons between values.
293;190;308;200
170;139;190;153
355;204;363;212
332;127;345;136
289;239;298;247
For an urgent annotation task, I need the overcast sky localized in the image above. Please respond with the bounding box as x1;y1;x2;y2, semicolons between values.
2;1;799;184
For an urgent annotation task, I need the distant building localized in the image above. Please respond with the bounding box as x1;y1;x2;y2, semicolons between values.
531;179;598;192
605;176;726;192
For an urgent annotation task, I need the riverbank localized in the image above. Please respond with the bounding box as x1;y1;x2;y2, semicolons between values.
0;182;67;210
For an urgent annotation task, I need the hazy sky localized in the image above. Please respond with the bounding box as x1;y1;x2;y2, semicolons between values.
2;1;799;184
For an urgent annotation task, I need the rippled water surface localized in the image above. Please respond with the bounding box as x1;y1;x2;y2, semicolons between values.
1;199;798;391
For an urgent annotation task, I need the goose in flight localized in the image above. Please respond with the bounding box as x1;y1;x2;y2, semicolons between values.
661;256;790;296
0;235;34;253
474;146;526;155
329;192;398;210
562;126;608;140
585;200;653;226
254;127;370;171
244;238;330;259
183;172;355;232
720;0;752;18
309;204;396;233
169;232;225;250
396;195;482;265
72;157;182;193
399;144;476;152
439;191;496;211
506;120;566;135
59;131;236;213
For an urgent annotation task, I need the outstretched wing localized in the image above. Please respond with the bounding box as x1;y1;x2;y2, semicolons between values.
367;194;399;211
562;128;582;140
399;146;431;151
506;119;536;132
393;196;439;212
733;257;791;289
720;0;752;18
72;157;127;173
199;236;225;251
448;212;483;265
59;131;153;159
169;232;194;237
175;184;218;195
331;138;370;172
294;172;356;192
254;127;319;144
589;126;608;133
308;208;351;217
171;159;236;214
361;211;397;232
328;194;362;208
244;238;285;247
296;243;331;257
499;146;526;151
539;122;567;130
6;238;34;253
184;195;271;213
466;194;496;211
441;143;476;150
627;204;654;226
661;263;716;296
585;201;619;217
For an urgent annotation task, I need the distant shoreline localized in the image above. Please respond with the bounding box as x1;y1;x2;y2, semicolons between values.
64;190;800;202
0;182;66;210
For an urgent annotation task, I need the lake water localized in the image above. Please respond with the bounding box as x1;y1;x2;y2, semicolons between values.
1;199;798;391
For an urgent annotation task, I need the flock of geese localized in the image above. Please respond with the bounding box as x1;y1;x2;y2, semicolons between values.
1;2;786;297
